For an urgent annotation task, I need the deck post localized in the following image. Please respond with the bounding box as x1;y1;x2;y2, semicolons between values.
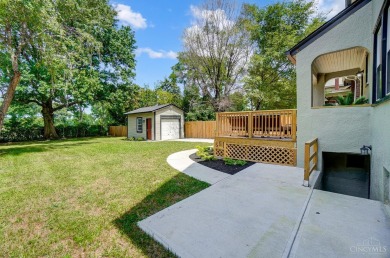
292;110;297;141
304;138;318;187
313;140;318;171
215;113;219;137
248;112;253;138
304;143;310;185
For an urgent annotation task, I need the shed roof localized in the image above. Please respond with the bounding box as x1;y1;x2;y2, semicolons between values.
285;0;370;64
124;104;182;115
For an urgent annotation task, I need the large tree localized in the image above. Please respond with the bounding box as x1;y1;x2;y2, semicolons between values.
242;0;325;110
179;0;252;112
10;1;136;138
0;0;58;132
92;25;137;126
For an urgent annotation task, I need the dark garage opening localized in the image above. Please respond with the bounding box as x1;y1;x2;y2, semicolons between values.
321;152;370;198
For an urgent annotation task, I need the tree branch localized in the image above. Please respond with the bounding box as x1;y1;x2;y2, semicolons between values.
19;99;42;106
53;101;78;111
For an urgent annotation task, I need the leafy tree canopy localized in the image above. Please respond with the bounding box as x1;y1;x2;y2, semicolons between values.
242;0;325;110
0;0;137;138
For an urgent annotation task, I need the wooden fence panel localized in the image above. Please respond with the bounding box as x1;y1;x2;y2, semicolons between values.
184;121;216;139
109;126;128;137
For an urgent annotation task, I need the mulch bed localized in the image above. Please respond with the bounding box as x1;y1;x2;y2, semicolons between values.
189;153;255;175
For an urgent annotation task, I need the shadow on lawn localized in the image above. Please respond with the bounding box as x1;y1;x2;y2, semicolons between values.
0;138;96;157
114;173;209;258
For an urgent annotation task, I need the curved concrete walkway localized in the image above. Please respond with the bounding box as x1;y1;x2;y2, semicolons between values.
140;150;390;257
166;149;230;184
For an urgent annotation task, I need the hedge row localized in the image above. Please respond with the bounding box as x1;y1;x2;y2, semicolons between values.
0;124;107;143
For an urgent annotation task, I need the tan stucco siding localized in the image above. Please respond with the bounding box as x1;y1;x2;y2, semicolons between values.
372;1;384;27
127;112;154;140
155;106;184;140
295;3;374;169
370;101;390;201
295;1;390;201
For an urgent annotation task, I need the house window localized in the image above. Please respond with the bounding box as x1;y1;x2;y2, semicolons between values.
136;117;143;133
376;25;382;101
374;3;390;102
365;54;369;85
387;7;390;95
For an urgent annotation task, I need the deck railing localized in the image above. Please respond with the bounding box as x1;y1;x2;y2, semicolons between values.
304;138;318;186
216;109;297;140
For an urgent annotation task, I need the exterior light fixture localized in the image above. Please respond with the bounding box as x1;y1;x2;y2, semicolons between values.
360;145;372;155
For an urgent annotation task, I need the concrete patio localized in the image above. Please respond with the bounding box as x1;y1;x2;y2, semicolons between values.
138;154;390;258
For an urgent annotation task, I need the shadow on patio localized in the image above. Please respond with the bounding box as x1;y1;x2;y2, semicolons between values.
113;173;209;257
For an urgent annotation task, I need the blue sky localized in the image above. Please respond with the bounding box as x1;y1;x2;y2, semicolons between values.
112;0;344;88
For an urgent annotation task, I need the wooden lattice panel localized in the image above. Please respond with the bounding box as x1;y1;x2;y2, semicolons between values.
225;144;295;166
226;144;248;160
214;137;297;166
214;141;224;157
248;145;295;166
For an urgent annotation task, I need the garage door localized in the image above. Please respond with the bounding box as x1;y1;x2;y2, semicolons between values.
161;118;180;140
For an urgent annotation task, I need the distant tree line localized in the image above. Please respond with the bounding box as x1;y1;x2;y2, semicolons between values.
0;0;325;142
176;0;326;119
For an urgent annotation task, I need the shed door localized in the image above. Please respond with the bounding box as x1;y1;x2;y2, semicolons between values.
161;118;180;140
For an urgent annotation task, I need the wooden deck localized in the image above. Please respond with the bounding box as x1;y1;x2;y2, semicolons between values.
214;110;297;166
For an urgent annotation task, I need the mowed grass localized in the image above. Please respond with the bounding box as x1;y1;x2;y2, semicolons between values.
0;137;210;257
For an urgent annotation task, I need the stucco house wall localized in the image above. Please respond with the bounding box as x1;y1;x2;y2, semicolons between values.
295;2;374;169
294;0;390;201
370;102;390;201
370;0;390;201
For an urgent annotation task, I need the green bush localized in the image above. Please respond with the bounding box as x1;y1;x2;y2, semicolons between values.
353;96;369;105
136;137;145;141
0;123;107;143
196;145;216;161
223;157;247;166
127;137;136;141
337;93;369;106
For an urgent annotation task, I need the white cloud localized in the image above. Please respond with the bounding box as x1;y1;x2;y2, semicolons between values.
316;0;345;19
114;4;147;29
136;48;178;59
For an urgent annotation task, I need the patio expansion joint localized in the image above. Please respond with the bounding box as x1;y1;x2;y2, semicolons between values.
282;184;316;258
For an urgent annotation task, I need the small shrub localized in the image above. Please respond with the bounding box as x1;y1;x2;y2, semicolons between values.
196;145;216;161
353;96;369;105
223;157;247;166
136;137;145;141
127;137;136;141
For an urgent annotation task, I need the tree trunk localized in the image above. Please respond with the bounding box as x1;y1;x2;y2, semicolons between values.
41;101;59;139
0;72;22;132
255;101;261;111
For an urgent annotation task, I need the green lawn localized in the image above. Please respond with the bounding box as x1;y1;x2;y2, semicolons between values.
0;137;210;257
